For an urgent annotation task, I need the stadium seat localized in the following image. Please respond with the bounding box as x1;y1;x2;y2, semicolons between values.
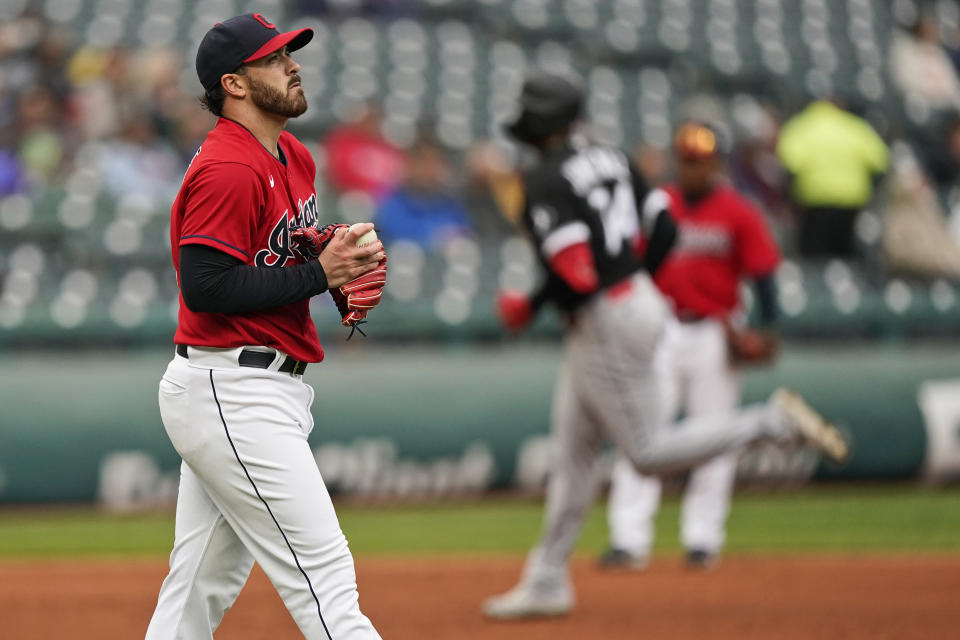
5;0;954;345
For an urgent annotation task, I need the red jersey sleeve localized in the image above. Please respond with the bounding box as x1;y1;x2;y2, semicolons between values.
732;194;780;277
179;162;264;262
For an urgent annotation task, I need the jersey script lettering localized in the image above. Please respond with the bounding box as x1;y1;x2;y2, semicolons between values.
254;193;320;267
675;224;733;256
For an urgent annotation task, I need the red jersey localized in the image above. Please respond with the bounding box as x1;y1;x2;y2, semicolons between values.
322;125;405;199
170;118;325;362
655;184;780;318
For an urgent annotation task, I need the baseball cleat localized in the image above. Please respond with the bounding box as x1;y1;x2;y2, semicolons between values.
596;547;649;571
685;548;719;570
483;584;573;620
771;388;850;463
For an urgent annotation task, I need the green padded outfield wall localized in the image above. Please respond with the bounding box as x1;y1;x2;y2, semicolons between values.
0;343;954;503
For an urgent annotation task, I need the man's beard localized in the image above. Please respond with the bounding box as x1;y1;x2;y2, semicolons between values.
248;76;307;118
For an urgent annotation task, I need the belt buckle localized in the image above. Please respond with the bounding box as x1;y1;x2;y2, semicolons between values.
678;312;705;323
291;360;306;376
605;279;634;301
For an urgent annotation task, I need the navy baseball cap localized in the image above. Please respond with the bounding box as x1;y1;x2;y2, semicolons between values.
196;13;313;91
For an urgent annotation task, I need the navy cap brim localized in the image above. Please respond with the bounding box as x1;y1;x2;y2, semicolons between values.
243;28;313;63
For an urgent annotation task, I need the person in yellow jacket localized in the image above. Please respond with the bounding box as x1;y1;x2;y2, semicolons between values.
776;100;889;256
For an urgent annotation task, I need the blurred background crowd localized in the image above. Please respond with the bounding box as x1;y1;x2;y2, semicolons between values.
3;0;960;345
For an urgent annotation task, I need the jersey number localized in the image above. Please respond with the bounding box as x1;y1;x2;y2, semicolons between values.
587;180;639;256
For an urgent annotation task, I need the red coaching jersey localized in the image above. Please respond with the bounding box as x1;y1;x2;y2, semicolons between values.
170;118;325;362
655;184;780;318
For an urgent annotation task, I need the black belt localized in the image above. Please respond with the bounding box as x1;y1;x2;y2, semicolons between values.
176;344;308;375
676;312;709;324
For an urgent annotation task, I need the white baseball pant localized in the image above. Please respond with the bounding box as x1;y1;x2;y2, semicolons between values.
145;347;381;640
521;273;776;586
607;317;742;557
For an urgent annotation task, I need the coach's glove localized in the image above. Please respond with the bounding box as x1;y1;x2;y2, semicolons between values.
496;291;534;331
723;319;778;365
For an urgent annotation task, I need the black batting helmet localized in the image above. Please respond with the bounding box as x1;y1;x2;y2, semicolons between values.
504;73;584;145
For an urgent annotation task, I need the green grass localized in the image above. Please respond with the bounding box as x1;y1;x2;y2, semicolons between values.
1;485;959;558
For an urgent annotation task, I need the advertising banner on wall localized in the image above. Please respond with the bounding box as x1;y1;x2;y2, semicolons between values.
918;379;960;482
0;345;953;506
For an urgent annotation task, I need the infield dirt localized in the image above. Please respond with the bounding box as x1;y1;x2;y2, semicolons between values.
2;555;958;639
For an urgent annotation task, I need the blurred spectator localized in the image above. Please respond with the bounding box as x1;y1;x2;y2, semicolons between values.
16;84;64;185
0;84;14;133
777;99;890;257
138;48;195;140
890;11;960;110
0;142;26;196
322;103;406;199
631;142;668;186
946;19;960;78
69;46;139;141
728;98;789;219
170;103;216;164
101;115;182;202
0;12;50;93
916;111;960;194
462;141;523;238
33;23;74;102
882;142;960;279
376;138;472;249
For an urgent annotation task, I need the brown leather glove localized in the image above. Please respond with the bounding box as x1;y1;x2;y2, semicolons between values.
722;319;778;365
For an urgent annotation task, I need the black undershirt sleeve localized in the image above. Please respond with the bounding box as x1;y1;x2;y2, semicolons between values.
753;272;778;327
642;209;677;276
179;244;328;314
529;273;562;314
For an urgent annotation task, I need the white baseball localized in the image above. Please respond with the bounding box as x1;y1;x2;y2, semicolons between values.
349;223;378;247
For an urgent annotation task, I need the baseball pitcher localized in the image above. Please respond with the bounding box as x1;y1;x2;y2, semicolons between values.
146;14;385;639
483;74;848;620
600;122;782;571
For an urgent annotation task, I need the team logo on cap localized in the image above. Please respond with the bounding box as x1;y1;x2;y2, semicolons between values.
674;123;717;158
253;13;275;28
